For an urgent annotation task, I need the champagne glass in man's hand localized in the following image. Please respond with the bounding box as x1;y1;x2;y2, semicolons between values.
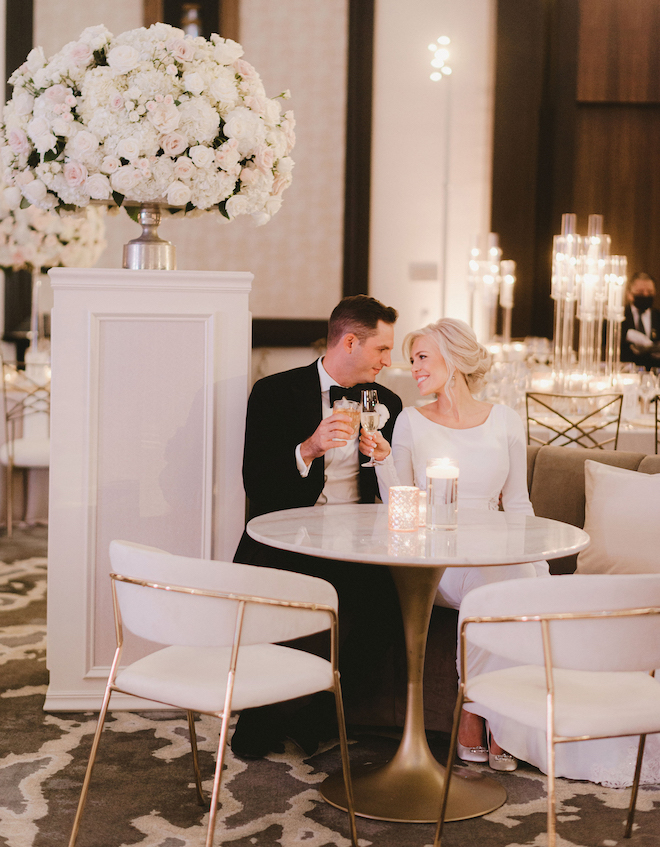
360;389;380;467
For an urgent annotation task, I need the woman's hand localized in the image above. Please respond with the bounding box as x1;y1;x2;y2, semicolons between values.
359;429;391;462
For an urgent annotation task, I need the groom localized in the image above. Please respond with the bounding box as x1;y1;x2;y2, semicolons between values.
233;295;404;758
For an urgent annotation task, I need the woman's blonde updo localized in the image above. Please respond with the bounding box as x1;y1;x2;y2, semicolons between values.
403;318;491;403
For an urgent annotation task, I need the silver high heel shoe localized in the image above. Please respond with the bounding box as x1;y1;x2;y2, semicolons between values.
457;739;489;763
486;721;518;772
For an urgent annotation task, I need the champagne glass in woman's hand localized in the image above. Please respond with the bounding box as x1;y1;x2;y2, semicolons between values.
360;389;380;467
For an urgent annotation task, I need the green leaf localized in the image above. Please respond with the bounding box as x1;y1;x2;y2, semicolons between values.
19;197;30;209
184;201;195;214
217;200;230;220
27;150;39;168
119;158;129;166
93;48;107;67
112;191;124;207
125;206;140;223
59;202;77;212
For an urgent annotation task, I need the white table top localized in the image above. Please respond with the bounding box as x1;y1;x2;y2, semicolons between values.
247;504;590;568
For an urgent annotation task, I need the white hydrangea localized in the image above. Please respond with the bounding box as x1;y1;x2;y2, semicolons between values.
0;193;106;271
1;23;294;225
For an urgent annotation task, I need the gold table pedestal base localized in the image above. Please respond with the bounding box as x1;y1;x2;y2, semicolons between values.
321;756;506;824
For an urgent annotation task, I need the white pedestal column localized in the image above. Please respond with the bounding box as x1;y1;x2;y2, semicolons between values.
45;268;252;710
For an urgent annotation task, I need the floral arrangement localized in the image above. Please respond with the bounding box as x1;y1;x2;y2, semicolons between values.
0;201;106;271
0;23;295;224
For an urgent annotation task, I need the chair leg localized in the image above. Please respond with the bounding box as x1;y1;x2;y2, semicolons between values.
624;734;647;838
68;684;113;847
6;461;12;538
546;734;556;847
433;689;465;847
332;677;358;847
205;711;234;847
187;710;206;807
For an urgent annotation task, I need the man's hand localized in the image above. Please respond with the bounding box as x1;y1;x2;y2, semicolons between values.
300;412;355;465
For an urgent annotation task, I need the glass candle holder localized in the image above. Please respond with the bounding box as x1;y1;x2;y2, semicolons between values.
388;486;420;531
417;491;427;526
426;458;459;530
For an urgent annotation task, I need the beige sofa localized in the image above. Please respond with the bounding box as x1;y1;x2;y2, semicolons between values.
347;445;660;732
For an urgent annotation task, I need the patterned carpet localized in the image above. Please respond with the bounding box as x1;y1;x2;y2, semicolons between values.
2;549;660;847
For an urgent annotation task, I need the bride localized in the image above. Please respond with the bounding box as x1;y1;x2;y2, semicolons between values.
360;317;660;787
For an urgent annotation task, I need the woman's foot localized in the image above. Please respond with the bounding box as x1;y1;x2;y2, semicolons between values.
486;721;518;772
456;710;488;763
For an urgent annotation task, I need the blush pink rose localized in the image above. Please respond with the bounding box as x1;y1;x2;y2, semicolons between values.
64;161;88;187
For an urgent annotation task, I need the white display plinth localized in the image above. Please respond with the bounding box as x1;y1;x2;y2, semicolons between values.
45;268;252;710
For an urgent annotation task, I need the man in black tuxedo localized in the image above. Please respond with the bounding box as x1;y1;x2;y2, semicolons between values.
233;295;403;758
621;272;660;370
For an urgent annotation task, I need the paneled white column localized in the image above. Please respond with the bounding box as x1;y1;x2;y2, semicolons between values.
45;268;252;710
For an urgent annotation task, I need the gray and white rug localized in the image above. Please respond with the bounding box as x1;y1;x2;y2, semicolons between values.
2;556;660;847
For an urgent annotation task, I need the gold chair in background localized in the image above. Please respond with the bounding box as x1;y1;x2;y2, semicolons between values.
526;391;623;449
68;540;357;847
0;358;51;536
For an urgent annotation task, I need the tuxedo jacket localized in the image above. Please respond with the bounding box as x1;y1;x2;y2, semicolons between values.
620;305;660;368
241;360;403;520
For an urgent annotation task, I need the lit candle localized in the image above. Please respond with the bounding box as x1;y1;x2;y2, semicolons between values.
426;459;459;530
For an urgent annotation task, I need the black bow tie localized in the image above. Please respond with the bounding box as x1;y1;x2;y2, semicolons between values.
329;384;377;405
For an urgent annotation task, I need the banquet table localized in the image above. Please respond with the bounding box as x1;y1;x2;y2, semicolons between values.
247;504;590;823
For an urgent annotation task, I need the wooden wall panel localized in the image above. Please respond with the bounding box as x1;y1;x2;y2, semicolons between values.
573;105;660;277
577;0;660;103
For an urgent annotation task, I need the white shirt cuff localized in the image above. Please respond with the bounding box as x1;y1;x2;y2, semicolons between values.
295;443;312;477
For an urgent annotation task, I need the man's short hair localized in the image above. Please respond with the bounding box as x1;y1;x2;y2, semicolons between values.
627;272;656;294
327;295;398;348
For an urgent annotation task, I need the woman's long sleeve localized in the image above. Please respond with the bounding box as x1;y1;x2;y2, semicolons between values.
500;410;535;515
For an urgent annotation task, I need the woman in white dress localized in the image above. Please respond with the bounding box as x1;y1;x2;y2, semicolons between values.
361;317;549;772
361;317;660;787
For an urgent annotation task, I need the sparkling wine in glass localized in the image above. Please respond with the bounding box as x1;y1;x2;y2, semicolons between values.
360;389;380;467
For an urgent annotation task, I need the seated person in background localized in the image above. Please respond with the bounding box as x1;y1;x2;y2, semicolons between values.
232;294;404;759
621;272;660;370
362;317;549;773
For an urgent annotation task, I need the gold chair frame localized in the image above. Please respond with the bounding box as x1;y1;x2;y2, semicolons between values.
68;573;358;847
434;605;660;847
526;391;623;449
0;360;50;537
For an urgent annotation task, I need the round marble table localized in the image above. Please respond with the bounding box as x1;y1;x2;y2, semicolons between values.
247;504;590;824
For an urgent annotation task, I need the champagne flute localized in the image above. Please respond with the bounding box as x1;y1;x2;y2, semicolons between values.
360;389;380;467
639;371;657;417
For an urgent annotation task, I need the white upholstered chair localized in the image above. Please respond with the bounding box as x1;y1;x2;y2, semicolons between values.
435;574;660;847
0;357;50;536
68;540;357;847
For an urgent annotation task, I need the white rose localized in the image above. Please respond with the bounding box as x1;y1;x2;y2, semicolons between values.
108;90;124;112
25;47;46;73
166;180;192;206
254;145;274;175
71;130;99;159
225;194;250;218
27;117;49;141
375;403;390;429
3;186;22;209
34;133;57;154
110;165;142;194
116;138;141;161
101;156;120;174
167;38;196;63
44;84;69;105
22;179;48;206
69;41;93;66
188;145;214;169
8;128;30;156
276;156;294;177
148;103;180;134
85;173;111;200
183;72;205;96
173;157;195;179
64;161;88;187
107;45;140;75
213;38;243;65
161;132;188;158
12;90;34;116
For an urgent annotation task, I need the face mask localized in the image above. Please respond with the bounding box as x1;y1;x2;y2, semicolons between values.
633;295;654;313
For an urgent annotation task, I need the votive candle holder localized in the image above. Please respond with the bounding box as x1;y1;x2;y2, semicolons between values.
388;486;420;532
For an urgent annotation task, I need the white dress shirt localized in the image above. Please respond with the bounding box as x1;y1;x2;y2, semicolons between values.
294;358;360;505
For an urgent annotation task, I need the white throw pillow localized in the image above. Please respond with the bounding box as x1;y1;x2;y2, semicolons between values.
576;460;660;574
